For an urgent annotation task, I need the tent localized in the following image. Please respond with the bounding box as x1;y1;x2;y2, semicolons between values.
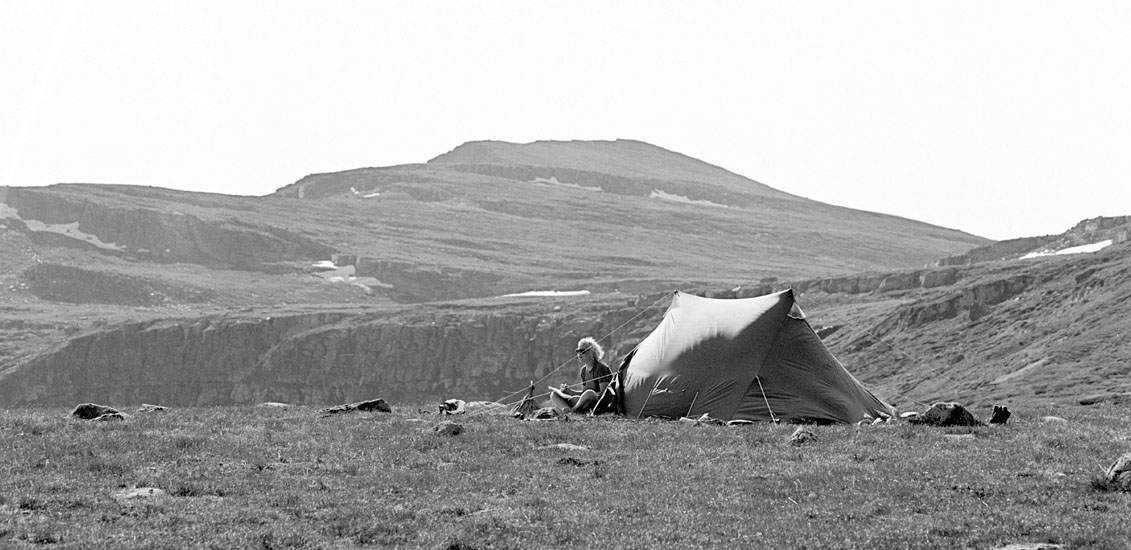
599;289;893;424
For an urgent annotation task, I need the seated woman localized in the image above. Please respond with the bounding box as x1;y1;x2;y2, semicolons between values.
549;337;612;414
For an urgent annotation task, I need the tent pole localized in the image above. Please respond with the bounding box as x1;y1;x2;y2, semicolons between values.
686;392;699;418
756;377;779;424
637;378;662;419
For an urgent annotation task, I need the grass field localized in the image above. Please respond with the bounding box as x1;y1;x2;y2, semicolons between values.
2;403;1129;549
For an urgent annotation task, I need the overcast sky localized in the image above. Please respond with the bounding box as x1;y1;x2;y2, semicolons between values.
3;1;1129;240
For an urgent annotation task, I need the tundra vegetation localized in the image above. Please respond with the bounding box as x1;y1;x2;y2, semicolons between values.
1;403;1128;549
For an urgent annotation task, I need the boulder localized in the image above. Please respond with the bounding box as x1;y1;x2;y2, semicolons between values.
320;399;392;415
908;402;983;427
71;403;121;420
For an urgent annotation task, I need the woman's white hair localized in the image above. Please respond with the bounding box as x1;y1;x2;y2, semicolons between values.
576;337;604;361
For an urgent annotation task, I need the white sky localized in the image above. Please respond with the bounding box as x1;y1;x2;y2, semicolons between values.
2;1;1129;241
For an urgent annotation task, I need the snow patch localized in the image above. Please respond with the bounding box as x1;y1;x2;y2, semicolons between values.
0;203;128;251
500;290;590;298
311;260;393;290
649;189;727;208
532;177;602;192
1020;240;1112;260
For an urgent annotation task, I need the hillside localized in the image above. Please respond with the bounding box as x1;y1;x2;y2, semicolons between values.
1;140;1127;409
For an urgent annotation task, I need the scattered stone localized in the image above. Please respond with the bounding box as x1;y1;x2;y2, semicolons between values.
320;399;392;415
439;399;466;415
433;421;464;436
989;543;1063;550
137;404;169;413
1039;416;1068;424
113;487;167;500
259;402;291;408
94;413;125;421
527;407;562;420
989;405;1011;425
1104;452;1131;484
908;402;984;427
71;403;121;420
541;443;590;452
789;427;817;446
726;419;756;426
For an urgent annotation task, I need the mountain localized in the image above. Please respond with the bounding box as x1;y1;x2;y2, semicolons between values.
0;139;1125;409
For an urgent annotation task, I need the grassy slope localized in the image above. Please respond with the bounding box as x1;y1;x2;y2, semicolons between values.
812;246;1131;408
2;405;1128;549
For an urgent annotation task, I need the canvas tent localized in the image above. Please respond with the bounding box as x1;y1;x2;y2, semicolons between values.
600;289;893;424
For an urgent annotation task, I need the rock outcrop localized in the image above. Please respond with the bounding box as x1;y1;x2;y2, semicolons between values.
0;301;653;408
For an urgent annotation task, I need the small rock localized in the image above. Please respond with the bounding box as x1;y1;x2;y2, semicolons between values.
72;403;121;420
789;427;817;446
1104;452;1131;483
909;402;983;427
989;543;1063;550
726;419;755;426
137;404;169;413
1039;416;1068;424
439;399;466;415
432;421;463;436
528;407;561;420
259;402;291;408
93;413;125;421
321;399;392;415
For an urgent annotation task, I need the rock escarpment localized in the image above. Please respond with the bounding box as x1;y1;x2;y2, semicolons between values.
0;302;651;407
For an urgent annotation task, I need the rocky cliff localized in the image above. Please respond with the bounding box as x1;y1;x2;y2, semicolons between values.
0;300;653;407
2;241;1128;408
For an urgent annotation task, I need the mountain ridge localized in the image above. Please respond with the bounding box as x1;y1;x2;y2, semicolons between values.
1;139;1126;409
